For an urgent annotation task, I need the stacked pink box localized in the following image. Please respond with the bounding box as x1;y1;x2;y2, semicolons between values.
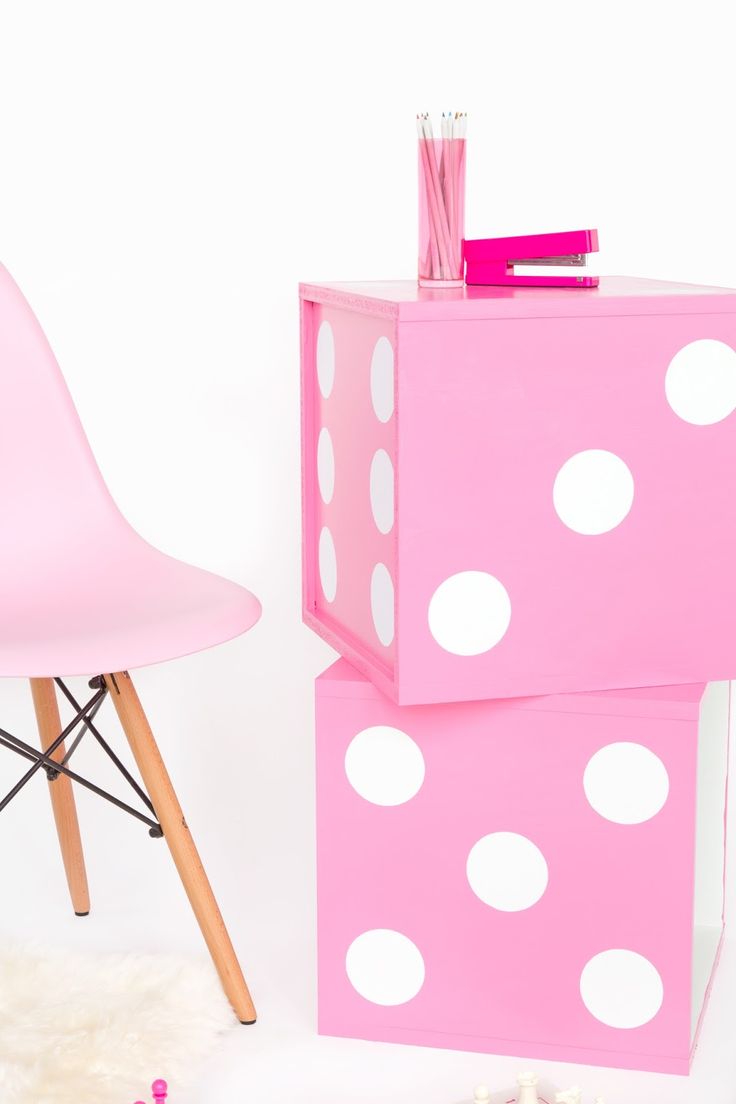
300;276;736;1073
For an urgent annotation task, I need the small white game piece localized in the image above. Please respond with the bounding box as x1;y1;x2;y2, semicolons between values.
554;1089;582;1104
516;1072;539;1104
473;1086;491;1104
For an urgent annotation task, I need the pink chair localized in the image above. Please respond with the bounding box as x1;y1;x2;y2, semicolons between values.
0;264;261;1023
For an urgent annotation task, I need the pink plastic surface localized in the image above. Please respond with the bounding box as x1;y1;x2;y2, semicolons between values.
301;277;736;704
0;264;261;677
465;229;599;263
464;229;599;287
302;299;397;681
315;659;729;1074
301;276;736;321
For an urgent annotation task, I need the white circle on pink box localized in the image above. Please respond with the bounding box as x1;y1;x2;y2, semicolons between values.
371;563;395;646
318;526;337;603
370;448;394;534
553;449;634;535
370;336;395;423
428;571;512;656
346;929;425;1006
584;742;669;824
316;320;335;399
580;949;664;1028
466;831;549;911
665;338;736;424
345;725;425;806
317;427;335;504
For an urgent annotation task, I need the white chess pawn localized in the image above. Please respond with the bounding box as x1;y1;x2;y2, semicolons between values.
554;1089;582;1104
473;1086;491;1104
516;1072;539;1104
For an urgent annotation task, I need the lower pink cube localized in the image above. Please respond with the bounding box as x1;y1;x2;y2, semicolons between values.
315;660;730;1074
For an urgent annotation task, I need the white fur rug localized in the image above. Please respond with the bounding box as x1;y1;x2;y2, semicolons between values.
0;944;235;1103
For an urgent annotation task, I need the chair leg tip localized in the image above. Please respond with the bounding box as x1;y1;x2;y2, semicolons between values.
74;910;90;917
239;1017;257;1025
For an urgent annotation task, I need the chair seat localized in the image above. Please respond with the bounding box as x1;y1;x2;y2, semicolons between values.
0;526;261;678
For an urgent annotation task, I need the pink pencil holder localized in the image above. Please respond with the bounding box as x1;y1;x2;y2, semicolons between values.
418;137;465;287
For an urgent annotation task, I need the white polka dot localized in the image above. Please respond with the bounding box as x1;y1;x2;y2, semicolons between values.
466;832;549;912
371;563;394;646
428;571;511;656
371;336;395;423
370;449;394;534
317;427;335;504
666;339;736;425
317;321;335;399
580;950;663;1028
345;726;424;806
318;526;337;602
346;929;425;1006
584;742;669;824
553;450;634;535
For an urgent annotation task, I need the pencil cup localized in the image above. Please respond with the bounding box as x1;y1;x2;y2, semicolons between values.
418;136;466;287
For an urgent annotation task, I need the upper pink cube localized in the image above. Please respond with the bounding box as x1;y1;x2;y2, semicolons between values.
300;277;736;705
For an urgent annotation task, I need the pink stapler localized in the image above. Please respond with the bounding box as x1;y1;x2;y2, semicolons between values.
463;229;599;288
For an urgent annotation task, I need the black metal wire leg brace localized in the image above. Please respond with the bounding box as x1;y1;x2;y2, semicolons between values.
0;677;163;837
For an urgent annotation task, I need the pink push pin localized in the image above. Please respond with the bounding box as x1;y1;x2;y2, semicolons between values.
152;1081;168;1104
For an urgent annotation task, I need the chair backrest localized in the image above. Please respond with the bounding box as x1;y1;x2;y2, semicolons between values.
0;264;123;554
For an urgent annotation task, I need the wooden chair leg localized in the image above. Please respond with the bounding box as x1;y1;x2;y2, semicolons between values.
29;678;90;916
104;671;257;1024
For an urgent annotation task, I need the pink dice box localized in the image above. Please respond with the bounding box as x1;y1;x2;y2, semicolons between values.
301;277;736;705
315;660;730;1074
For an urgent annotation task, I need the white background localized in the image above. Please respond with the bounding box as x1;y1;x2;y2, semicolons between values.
1;1;735;1101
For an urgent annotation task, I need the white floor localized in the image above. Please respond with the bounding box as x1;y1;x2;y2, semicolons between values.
0;637;734;1104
